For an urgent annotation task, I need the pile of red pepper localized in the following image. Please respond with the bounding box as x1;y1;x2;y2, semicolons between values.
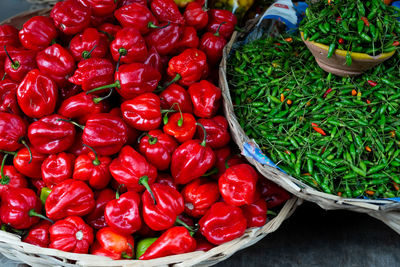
0;0;290;260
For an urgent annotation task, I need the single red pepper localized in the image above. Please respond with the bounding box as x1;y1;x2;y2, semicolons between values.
110;27;148;64
91;227;135;259
18;16;58;51
0;25;20;48
171;123;216;184
80;0;118;16
13;147;47;179
73;145;112;189
184;2;208;30
0;79;21;115
139;129;178;171
323;88;333;98
150;0;185;25
195;236;214;251
146;23;184;56
36;44;76;87
109;145;158;191
51;0;92;35
367;80;378;87
393;41;400;47
219;164;259;206
174;26;200;53
85;188;115;229
0;154;28;199
199;201;246;245
114;3;158;35
212;146;245;179
159;83;193;114
361;16;370;27
206;9;237;40
4;47;37;82
45;179;95;220
258;178;291;208
28;114;76;154
97;23;122;42
167;48;208;86
241;198;268;228
311;122;327;136
121;92;162;131
0;112;28;152
41;152;75;188
69;27;109;61
188;80;221;118
338;38;344;44
17;69;58;118
197;116;230;149
49;216;94;253
199;23;227;66
104;191;142;235
23;220;52;248
181;178;220;218
156;173;177;190
163;112;197;143
143;46;165;76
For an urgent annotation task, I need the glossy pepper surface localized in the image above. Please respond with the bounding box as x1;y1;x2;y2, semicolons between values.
0;112;27;151
85;188;115;229
0;79;20;115
143;46;164;75
0;25;20;48
51;0;92;35
4;48;37;82
206;9;237;40
91;227;135;259
184;2;208;30
80;0;118;16
197;116;230;149
146;23;184;56
13;147;47;179
150;0;185;25
0;154;28;199
163;112;197;143
159;83;193;114
69;27;109;61
41;152;75;187
175;26;200;53
114;3;157;35
135;237;157;259
212;146;245;179
110;27;148;64
19;16;58;51
188;80;221;118
199;27;227;66
23;220;52;248
241;198;267;228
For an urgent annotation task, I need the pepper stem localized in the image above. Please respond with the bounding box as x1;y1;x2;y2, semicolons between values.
83;144;100;166
214;22;226;37
175;218;197;233
86;80;121;95
82;45;97;60
3;46;19;70
139;176;157;205
1;72;6;81
57;119;85;130
117;48;127;72
147;21;170;29
202;167;219;177
121;243;134;259
0;154;10;185
116;184;124;200
203;0;208;10
99;30;114;41
93;88;113;104
28;209;54;224
20;139;32;164
0;150;16;156
176;103;183;127
162;102;181;125
163;74;181;89
146;134;158;145
196;123;207;147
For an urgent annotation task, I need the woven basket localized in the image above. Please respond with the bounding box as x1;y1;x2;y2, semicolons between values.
220;28;400;234
0;8;301;267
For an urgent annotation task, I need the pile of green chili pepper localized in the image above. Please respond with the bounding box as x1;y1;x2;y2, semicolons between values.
299;0;400;59
227;35;400;199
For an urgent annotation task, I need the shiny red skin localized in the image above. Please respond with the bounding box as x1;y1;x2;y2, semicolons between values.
150;0;185;25
97;23;122;42
104;191;142;235
0;25;20;48
19;16;58;51
199;201;247;245
241;198;268;228
82;113;128;156
41;152;75;188
139;129;178;171
159;83;193;114
188;80;221;118
67;131;91;156
121;93;161;131
115;63;161;100
73;151;112;189
14;147;47;179
36;44;76;87
0;165;28;199
45;179;95;220
110;27;147;64
28;114;76;154
0;112;27;151
17;69;58;118
171;139;216;185
156;173;177;190
91;227;135;260
23;220;52;248
49;216;94;253
175;27;199;53
79;0;118;16
0;188;42;229
181;178;220;218
206;9;237;40
69;28;109;61
146;23;183;56
219;164;259;206
143;46;164;76
199;32;227;66
0;46;21;62
109;145;157;192
197;116;230;149
4;49;37;82
259;178;291;208
108;107;139;145
163;112;196;143
51;0;92;35
139;227;196;260
114;3;157;35
195;236;214;252
0;79;21;115
212;146;245;179
184;2;208;30
85;188;115;229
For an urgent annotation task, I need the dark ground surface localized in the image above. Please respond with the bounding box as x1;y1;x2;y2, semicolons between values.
1;2;400;267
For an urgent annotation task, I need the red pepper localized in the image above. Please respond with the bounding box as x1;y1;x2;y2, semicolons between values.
167;48;208;86
31;178;46;195
197;116;230;149
110;27;148;64
181;178;220;218
4;47;37;82
336;16;342;23
184;2;208;30
17;69;58;118
150;0;185;25
361;16;370;27
104;191;142;235
0;112;28;151
67;131;91;156
45;179;95;220
49;216;94;253
338;38;344;44
114;3;158;35
28;114;76;154
121;92;162;131
163;112;197;143
171;124;216;184
142;182;184;231
0;79;21;115
206;9;237;40
0;25;20;48
393;41;400;47
91;227;135;259
175;26;200;53
108;107;140;145
73;145;112;189
195;236;214;252
80;0;118;16
139;129;178;171
139;226;196;260
212;146;245;179
59;84;82;102
159;83;193;114
85;188;115;229
109;146;158;191
323;88;333;98
146;23;184;56
0;154;28;199
199;23;227;66
156;173;177;190
36;44;76;87
19;16;58;51
367;80;378;87
188;80;221;118
97;23;122;42
311;122;327;136
23;220;52;248
69;27;109;61
144;46;165;76
259;178;291;208
41;152;75;188
199;201;246;245
50;0;92;35
219;164;259;206
13;147;47;179
241;198;267;228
